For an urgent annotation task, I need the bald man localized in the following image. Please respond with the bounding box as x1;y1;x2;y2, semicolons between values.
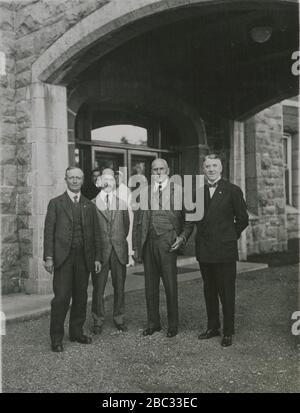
132;158;191;338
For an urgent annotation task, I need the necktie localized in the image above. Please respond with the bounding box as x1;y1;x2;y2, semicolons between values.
158;182;162;209
207;182;218;188
74;195;78;203
106;193;113;221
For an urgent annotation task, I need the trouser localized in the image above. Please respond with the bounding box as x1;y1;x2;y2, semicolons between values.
50;247;89;344
91;248;126;327
199;262;236;336
143;230;178;330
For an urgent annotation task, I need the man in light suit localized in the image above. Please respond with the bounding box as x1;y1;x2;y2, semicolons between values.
44;166;101;352
185;154;249;347
132;158;191;338
115;170;135;267
91;168;130;334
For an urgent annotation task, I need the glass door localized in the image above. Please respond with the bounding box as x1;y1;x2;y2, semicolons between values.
92;147;127;172
128;150;158;184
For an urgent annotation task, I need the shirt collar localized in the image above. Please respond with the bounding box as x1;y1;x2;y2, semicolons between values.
67;189;81;202
154;177;169;192
100;189;115;201
207;176;222;186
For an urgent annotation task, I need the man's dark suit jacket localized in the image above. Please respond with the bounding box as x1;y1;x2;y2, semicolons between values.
43;192;101;271
132;182;192;259
92;195;130;265
186;179;249;263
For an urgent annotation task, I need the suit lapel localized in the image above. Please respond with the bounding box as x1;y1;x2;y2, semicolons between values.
60;192;73;222
203;179;227;227
95;194;110;221
110;193;118;223
162;181;171;209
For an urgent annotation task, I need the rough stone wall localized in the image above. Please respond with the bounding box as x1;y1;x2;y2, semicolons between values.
1;0;109;293
283;102;300;241
283;103;299;208
286;206;300;240
0;2;21;293
245;104;288;255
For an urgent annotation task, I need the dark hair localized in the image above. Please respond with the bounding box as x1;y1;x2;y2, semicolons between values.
91;168;100;175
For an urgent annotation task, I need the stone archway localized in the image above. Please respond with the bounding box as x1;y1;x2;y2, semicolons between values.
67;79;208;191
67;79;207;146
25;0;298;293
32;0;298;88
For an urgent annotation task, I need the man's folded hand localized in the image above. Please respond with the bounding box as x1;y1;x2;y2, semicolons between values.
44;257;54;274
95;261;101;273
169;236;185;252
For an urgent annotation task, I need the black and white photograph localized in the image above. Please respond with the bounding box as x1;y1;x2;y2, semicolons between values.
0;0;299;397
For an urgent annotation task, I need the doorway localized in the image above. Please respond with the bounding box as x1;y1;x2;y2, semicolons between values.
92;146;158;183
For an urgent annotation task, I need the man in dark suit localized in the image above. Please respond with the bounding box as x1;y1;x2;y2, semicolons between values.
187;154;249;347
82;168;101;200
91;168;130;334
132;158;190;338
44;166;101;352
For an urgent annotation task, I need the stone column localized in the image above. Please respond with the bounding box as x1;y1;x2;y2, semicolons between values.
0;4;21;294
24;82;68;294
244;104;287;254
229;121;247;261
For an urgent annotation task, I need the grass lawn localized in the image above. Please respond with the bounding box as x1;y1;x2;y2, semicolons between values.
2;264;299;393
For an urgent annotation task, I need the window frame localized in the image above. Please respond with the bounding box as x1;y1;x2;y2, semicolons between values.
283;132;292;206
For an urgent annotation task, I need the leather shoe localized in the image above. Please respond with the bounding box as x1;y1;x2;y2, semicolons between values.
92;326;102;335
221;335;232;347
70;335;92;344
198;329;220;340
51;343;63;352
166;329;178;338
115;323;128;332
143;327;161;336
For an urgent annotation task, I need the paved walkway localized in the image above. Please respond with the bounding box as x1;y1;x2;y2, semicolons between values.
1;258;267;323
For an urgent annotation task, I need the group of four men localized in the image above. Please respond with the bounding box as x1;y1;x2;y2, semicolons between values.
43;154;248;353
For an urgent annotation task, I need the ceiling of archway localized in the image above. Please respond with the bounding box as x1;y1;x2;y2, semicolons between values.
67;4;299;120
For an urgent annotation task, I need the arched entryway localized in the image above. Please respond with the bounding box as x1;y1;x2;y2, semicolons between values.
26;0;298;293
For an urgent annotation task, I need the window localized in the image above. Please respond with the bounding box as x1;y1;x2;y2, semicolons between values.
283;133;292;205
91;125;148;146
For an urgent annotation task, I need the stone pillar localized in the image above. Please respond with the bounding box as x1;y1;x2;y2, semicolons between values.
244;104;288;255
0;4;21;294
229;121;247;261
24;82;68;294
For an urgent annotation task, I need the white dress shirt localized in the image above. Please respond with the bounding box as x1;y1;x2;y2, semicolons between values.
207;177;221;198
67;189;81;203
96;189;116;210
153;177;169;193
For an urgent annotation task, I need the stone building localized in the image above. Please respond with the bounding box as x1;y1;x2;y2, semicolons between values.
0;0;299;294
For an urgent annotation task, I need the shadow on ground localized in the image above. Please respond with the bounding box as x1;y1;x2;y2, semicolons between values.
2;265;300;393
